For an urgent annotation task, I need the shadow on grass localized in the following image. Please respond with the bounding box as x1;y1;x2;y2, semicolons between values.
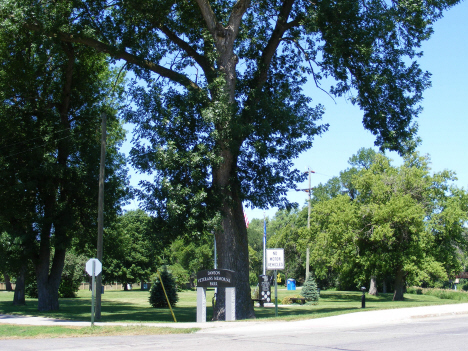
0;297;204;323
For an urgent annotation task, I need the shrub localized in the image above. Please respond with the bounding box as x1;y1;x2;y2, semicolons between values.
406;287;468;301
407;286;423;295
282;295;302;305
301;276;319;304
149;266;178;308
251;286;260;300
459;278;468;291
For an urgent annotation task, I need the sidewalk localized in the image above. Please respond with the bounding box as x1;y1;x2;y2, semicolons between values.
2;303;468;334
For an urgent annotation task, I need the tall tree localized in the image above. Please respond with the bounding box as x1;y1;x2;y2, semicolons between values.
0;24;129;310
5;0;462;318
103;210;156;287
307;152;468;300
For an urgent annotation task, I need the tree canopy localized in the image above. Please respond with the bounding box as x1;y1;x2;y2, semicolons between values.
0;18;129;310
2;0;462;318
306;151;468;300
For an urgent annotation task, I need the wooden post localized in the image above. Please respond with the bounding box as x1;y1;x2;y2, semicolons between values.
95;113;106;320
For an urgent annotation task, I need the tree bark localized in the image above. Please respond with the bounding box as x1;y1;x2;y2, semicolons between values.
4;273;13;291
369;275;378;296
212;147;255;320
13;266;26;306
213;194;255;320
36;238;66;311
393;267;405;301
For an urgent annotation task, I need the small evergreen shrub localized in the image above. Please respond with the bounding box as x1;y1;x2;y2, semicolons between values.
149;267;178;308
301;276;319;304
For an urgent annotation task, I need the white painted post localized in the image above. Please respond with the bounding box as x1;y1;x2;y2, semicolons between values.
197;287;207;323
225;287;236;321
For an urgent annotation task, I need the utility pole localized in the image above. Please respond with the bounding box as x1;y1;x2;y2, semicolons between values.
296;168;315;280
95;113;106;320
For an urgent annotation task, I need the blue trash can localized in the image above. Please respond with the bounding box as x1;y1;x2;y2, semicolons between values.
287;279;296;290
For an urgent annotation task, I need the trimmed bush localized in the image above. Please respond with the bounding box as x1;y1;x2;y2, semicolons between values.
301;276;319;304
282;295;302;305
149;267;178;308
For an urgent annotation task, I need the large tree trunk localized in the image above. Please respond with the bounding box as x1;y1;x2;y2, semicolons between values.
393;267;405;301
212;147;255;320
13;266;26;306
4;273;13;291
36;244;66;311
369;275;378;296
213;196;255;320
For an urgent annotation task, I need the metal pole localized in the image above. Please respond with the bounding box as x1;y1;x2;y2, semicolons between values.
96;113;106;320
306;168;313;280
213;233;217;269
307;168;311;229
263;213;266;275
91;261;95;327
274;269;278;317
157;271;177;322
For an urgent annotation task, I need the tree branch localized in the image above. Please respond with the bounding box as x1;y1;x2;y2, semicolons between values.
24;23;203;93
159;25;215;82
256;0;297;89
227;0;251;38
194;0;218;36
281;37;336;103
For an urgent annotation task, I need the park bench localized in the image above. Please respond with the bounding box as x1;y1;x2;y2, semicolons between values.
289;297;306;305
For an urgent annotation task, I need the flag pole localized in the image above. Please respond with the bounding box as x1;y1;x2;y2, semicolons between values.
263;212;266;275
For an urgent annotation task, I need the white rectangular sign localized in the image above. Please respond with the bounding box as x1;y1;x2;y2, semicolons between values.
266;248;285;270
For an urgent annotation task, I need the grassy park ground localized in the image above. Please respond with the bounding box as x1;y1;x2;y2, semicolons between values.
1;287;466;339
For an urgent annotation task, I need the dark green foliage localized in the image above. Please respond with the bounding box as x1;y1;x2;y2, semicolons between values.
167;264;190;290
459;279;468;291
103;210;156;286
58;252;87;298
25;281;38;299
301;276;319;303
4;0;462;319
149;267;178;308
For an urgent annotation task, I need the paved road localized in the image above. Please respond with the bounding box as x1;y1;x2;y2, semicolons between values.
2;304;468;350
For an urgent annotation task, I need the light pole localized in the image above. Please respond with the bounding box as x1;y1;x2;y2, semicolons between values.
296;168;315;280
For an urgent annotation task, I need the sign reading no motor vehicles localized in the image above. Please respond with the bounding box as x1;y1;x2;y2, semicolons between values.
266;248;284;270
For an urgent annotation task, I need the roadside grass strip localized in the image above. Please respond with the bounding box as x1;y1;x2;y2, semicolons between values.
0;324;199;339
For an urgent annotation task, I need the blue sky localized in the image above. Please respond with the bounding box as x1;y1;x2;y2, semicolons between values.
122;1;468;221
246;1;468;220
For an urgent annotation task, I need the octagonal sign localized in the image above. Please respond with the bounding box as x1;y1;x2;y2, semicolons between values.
86;258;102;276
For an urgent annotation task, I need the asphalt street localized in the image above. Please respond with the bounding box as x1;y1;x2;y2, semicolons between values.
2;304;468;350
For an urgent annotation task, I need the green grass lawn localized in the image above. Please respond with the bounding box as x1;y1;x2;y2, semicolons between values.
1;287;465;324
0;324;198;339
1;287;467;339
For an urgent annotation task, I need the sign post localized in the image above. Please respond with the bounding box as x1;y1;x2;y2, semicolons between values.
85;258;102;327
266;249;284;317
